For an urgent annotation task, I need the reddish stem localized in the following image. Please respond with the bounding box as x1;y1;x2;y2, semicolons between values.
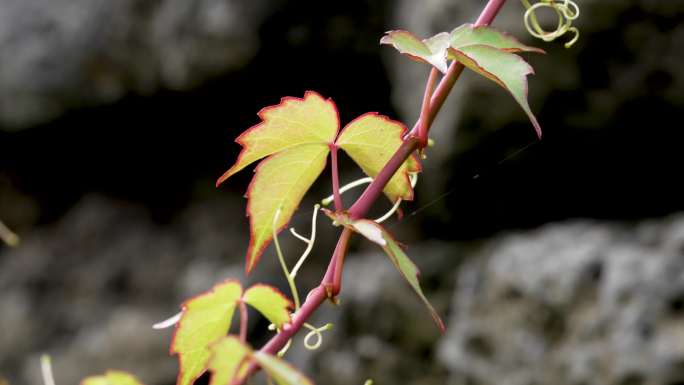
329;144;344;212
417;68;439;144
235;1;509;382
239;300;248;343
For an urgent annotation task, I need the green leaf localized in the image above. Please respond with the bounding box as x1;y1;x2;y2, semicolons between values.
380;30;450;73
243;284;293;329
217;92;340;273
350;220;445;332
448;45;542;138
217;92;338;184
81;371;145;385
171;280;243;385
207;337;252;385
450;23;545;53
246;144;330;272
335;113;419;202
253;352;315;385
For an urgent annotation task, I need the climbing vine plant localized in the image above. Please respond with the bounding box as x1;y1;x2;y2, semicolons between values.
29;1;581;384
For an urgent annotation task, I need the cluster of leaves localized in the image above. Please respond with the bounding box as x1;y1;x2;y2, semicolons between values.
215;91;420;273
74;22;545;385
381;23;544;137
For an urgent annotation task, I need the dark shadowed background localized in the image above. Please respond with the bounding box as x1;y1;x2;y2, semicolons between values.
1;1;683;384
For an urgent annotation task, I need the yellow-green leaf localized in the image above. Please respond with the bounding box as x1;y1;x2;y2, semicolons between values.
243;284;293;329
217;91;339;185
81;371;145;385
351;220;445;332
245;144;329;272
380;30;450;73
448;45;542;138
171;280;243;385
335;113;418;202
217;92;340;273
450;23;545;53
253;352;315;385
208;337;252;385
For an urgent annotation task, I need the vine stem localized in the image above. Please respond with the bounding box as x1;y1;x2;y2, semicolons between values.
236;0;508;381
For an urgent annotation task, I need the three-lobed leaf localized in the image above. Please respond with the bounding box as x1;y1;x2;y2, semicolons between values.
218;91;338;273
335;113;420;203
81;371;145;385
350;219;445;332
382;24;544;137
171;280;293;385
246;144;330;272
218;92;418;273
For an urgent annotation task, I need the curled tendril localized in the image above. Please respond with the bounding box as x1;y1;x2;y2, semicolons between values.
303;322;333;350
521;0;580;48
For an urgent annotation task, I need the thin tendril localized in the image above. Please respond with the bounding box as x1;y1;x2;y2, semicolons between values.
303;322;333;350
321;177;373;206
276;337;292;357
374;172;419;223
290;204;320;278
522;0;580;48
375;199;403;223
272;208;301;310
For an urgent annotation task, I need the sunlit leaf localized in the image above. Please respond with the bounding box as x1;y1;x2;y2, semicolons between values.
246;145;329;272
217;92;339;273
81;371;145;385
217;92;338;184
208;337;252;385
253;352;315;385
336;113;419;202
243;284;293;329
171;280;243;385
450;23;545;53
380;30;450;73
351;220;445;332
448;45;542;138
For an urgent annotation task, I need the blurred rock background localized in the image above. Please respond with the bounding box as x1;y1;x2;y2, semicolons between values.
1;1;683;384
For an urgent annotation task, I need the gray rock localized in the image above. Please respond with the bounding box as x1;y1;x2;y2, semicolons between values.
0;0;273;130
438;216;684;385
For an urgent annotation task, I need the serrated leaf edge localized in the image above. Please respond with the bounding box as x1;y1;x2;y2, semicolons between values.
448;44;541;138
336;112;420;202
216;91;339;186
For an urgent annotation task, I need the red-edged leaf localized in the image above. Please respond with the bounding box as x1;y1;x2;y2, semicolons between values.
242;284;293;329
380;30;450;73
245;144;329;272
217;91;338;185
171;280;243;385
450;23;545;53
216;92;340;273
335;113;419;202
350;219;445;332
448;45;542;138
